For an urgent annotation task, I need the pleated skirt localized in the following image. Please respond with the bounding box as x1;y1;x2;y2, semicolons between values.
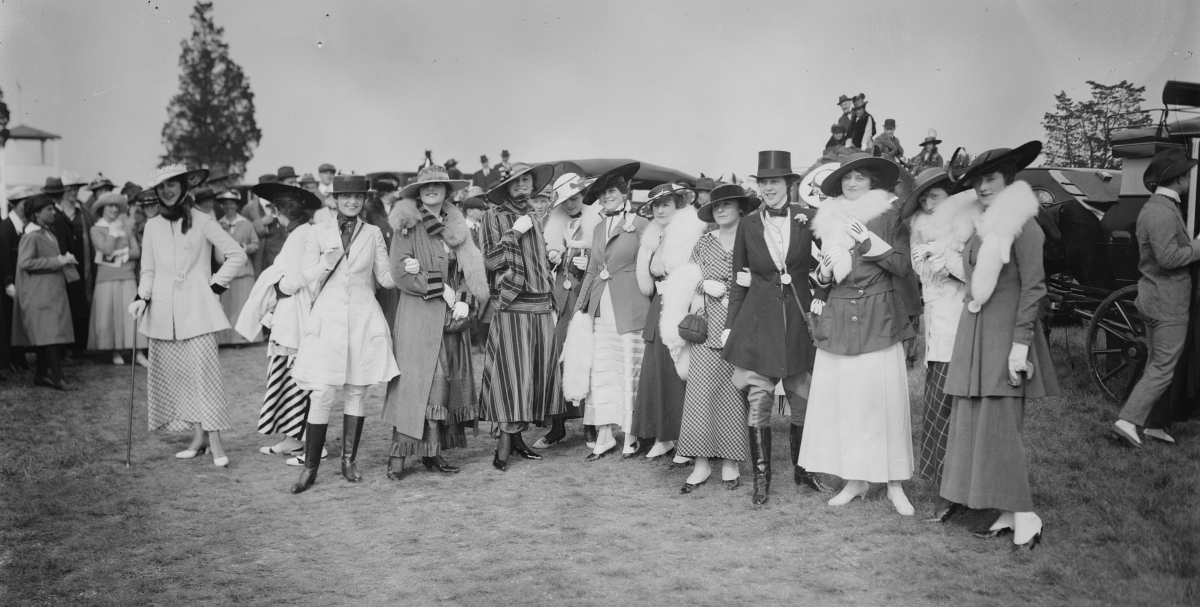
147;333;231;432
917;361;954;484
88;279;148;351
257;354;310;438
217;275;258;345
583;290;644;432
630;332;687;442
939;395;1034;512
798;343;913;482
677;345;748;461
479;309;557;424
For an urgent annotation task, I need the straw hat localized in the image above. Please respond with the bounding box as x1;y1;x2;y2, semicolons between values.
636;183;696;218
90;192;128;217
399;165;468;199
550;173;595;207
133;164;210;203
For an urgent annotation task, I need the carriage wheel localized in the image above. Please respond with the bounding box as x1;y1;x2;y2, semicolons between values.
1084;285;1147;402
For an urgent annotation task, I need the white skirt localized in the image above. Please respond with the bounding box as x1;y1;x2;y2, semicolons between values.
798;342;913;482
583;289;644;432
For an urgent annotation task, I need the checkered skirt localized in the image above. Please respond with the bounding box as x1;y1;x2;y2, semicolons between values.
677;344;749;461
147;333;231;432
917;361;954;484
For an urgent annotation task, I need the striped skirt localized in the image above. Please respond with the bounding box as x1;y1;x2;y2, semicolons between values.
583;290;644;432
257;354;310;438
917;361;954;485
479;309;558;424
147;333;231;432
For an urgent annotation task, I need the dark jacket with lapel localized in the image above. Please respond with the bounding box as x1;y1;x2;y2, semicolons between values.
575;214;651;335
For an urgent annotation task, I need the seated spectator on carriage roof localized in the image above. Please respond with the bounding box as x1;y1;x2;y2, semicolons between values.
1110;148;1200;448
874;119;904;163
825;124;850;155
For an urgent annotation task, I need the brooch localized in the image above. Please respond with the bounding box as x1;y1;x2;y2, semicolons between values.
794;214;809;225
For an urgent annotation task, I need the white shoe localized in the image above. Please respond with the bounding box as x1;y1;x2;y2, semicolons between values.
213;455;229;467
887;484;914;516
260;437;303;455
175;445;208;459
112;353;125;365
285;448;328;466
646;440;675;458
1144;428;1176;444
135;352;150;368
828;480;869;506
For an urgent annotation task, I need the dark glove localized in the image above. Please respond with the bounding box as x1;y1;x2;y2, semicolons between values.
211;283;228;295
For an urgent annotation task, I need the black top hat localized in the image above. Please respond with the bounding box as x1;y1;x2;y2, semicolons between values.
1144;147;1198;191
252;182;323;211
331;174;372;195
750;151;800;180
581;162;641;206
277;166;298;181
949;141;1042;194
636;183;696;218
485;163;555;205
820;153;901;197
883;118;896;129
693;174;716;192
698;184;759;222
837;94;851;106
900;168;952;219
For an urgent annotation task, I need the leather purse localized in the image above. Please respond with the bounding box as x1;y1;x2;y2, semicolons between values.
678;291;710;344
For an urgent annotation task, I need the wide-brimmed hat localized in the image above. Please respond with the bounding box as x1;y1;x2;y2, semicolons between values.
919;129;942;146
581;162;641;206
485;163;555;205
330;174;372;195
277;166;298;181
191;186;218;205
1144;147;1199;191
694;174;716;192
948;141;1042;194
318;163;336;174
900;168;952;219
399;165;469;199
373;174;400;193
750;150;800;181
698;183;759;222
251;182;322;211
60;171;87;188
550;173;594;206
820;152;901;197
42;177;66;195
837;94;851;106
636;183;696;218
133;164;210;203
852;93;868;109
90;192;128;216
88;175;115;191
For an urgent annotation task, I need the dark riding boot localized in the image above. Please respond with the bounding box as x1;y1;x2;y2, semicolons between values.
749;427;771;505
291;423;327;494
790;423;830;492
341;414;365;482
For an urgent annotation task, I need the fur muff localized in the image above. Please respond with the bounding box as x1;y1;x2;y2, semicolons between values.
561;310;594;402
390;197;490;303
812;189;894;282
658;262;704;380
544;203;602;253
909;190;982;282
966;180;1039;312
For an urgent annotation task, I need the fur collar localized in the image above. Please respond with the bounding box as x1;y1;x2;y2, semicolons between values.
544;203;601;252
651;206;708;276
909;190;982;248
964;180;1040;312
811;188;894;243
389;197;489;302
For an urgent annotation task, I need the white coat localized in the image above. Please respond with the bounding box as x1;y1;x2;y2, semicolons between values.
269;223;317;350
291;219;399;388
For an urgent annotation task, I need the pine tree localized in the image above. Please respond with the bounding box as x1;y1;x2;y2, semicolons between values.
160;1;261;176
1042;80;1152;169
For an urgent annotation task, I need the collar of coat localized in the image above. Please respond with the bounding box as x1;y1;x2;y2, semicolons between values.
390;197;491;303
965;180;1040;311
544;203;602;253
909;189;983;248
812;188;894;243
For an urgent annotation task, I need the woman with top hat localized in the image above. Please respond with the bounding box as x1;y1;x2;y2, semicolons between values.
630;183;707;461
88;192;146;366
533;172;600;449
12;194;78;390
902;167;981;522
216;190;260;345
721;151;825;506
671;184;758;492
940;142;1059;549
562;162;651;461
801;152;917;515
127;165;247;467
289;174;400;493
382;166;490;479
478;162;560;470
234;181;324;460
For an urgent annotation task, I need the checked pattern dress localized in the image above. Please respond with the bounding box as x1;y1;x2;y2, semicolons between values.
917;361;953;484
147;333;231;432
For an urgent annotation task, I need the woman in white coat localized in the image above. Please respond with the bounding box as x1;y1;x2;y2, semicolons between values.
290;174;399;494
128;164;248;468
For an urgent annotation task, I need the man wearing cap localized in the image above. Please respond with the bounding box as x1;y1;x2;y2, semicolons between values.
1111;149;1200;448
471;155;492;190
874;119;904;162
45;174;93;358
317;163;336;197
824;124;850;155
2;187;36;373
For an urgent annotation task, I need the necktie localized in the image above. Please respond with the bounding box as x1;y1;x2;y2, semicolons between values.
764;205;788;217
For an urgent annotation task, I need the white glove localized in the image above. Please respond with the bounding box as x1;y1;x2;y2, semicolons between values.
128;299;147;319
816;252;835;281
572;255;589;271
926;253;947;275
1008;343;1032;385
443;285;457;307
4;284;14;299
846;219;871;243
547;249;563;264
321;247;342;270
404;257;420;274
735;270;751;288
58;253;77;265
451;301;470;320
511;215;533;234
911;244;930;264
702;280;727;298
810;299;825;316
720;328;731;347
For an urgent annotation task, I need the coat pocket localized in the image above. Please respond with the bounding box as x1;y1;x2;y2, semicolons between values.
304;315;322;338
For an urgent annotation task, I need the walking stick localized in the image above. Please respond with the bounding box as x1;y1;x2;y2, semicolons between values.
127;315;138;467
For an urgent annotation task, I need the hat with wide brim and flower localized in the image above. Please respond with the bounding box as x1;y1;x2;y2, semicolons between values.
251;182;323;211
819;153;901;197
581;162;641;206
948;141;1042;194
399;165;469;199
485;163;555;205
635;183;697;218
133;164;210;203
900;168;952;219
698;183;760;222
550;173;596;208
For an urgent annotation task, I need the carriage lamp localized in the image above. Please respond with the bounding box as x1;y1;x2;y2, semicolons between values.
1034;188;1055;206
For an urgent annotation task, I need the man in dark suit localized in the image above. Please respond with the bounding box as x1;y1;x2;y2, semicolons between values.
1;188;36;372
493;149;513;183
722;151;828;505
43;175;92;358
471;155;493;190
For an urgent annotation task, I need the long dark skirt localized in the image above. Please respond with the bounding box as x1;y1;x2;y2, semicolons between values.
630;334;686;443
391;332;473;456
939;394;1034;512
479;310;558;424
917;362;953;485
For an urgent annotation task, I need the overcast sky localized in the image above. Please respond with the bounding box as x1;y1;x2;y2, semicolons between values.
1;0;1197;186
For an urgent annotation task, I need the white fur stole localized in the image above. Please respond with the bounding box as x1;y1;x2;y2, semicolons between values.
966;180;1039;312
657;262;704;380
812;189;894;282
561;311;594;403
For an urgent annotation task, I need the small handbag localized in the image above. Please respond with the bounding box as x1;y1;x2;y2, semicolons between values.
677;291;710;344
443;303;476;334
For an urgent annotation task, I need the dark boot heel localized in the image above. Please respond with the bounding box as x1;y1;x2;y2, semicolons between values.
749;427;771;506
386;456;406;481
341;415;364;483
292;423;327;494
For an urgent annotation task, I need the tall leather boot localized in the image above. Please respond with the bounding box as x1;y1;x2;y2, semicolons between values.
341;414;365;482
749;427;771;505
291;423;327;494
790;424;830;492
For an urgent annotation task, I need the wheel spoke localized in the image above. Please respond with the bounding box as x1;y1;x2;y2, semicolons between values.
1095;320;1133;341
1090;348;1123;357
1100;361;1130;382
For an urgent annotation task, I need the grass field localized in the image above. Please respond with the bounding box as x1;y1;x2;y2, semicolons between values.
1;327;1196;606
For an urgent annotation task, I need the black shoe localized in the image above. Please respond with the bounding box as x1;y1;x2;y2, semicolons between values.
749;427;772;506
340;415;364;483
789;424;828;492
386;456;406;481
680;478;708;494
509;432;543;460
292;423;327;494
973;528;1013;540
724;477;740;490
1013;531;1042;551
492;450;507;471
422;456;461;473
923;502;965;524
